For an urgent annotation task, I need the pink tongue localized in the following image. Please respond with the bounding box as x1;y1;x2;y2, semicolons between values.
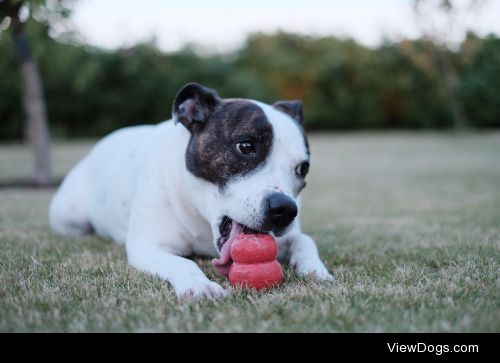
212;221;242;276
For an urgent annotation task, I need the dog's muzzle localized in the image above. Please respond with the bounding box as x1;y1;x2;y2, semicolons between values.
262;192;298;232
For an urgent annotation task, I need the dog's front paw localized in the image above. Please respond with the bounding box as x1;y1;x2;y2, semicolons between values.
291;258;334;281
175;279;228;300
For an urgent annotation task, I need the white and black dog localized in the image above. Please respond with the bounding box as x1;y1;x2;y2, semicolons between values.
49;83;332;299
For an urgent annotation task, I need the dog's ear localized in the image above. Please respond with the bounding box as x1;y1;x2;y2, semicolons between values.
273;100;303;124
172;83;220;132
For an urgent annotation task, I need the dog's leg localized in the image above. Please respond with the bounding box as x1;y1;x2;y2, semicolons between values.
127;243;227;300
288;233;333;280
127;242;227;299
49;159;92;236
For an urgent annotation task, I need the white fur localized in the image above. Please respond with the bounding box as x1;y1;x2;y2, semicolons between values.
49;102;332;300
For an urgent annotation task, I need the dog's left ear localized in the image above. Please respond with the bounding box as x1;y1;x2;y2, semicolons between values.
172;82;220;132
273;100;303;124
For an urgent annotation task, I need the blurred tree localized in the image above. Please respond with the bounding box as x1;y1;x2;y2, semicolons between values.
409;0;486;130
0;29;499;140
0;0;71;185
460;35;500;127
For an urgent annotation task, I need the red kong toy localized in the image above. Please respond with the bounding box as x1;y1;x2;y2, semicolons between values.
212;223;283;290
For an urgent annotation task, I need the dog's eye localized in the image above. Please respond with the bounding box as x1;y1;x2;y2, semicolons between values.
296;161;309;178
235;141;256;156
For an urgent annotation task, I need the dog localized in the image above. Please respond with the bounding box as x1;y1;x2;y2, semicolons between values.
49;82;332;299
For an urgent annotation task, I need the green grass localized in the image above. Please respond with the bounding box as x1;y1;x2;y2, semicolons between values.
1;132;499;332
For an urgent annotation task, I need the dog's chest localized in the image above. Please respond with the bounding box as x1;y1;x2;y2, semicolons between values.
170;191;217;257
182;212;216;257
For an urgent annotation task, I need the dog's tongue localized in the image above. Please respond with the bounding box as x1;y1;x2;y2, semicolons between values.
212;221;242;276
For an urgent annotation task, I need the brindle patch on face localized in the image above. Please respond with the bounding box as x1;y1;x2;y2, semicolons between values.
271;101;310;158
185;100;273;189
300;124;310;158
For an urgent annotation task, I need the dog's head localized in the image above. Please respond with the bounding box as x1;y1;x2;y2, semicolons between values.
173;83;310;257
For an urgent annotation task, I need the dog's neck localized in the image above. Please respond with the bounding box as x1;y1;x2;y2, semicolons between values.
164;123;219;234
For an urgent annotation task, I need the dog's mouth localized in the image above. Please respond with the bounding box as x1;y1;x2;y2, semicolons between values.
211;216;267;276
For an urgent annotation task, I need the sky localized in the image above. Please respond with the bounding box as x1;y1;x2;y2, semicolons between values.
71;0;500;52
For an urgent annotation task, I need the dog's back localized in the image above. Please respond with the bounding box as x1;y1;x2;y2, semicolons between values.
49;124;157;242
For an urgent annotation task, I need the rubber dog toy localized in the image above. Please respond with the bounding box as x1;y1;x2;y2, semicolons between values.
228;233;283;290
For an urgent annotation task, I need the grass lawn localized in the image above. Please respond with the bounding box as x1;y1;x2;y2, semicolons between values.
0;132;499;332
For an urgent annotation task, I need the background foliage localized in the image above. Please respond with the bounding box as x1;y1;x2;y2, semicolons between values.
1;20;499;140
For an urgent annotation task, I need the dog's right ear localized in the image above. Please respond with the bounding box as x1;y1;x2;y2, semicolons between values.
172;83;220;133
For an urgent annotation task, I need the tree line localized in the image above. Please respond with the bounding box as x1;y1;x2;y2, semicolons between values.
1;20;499;141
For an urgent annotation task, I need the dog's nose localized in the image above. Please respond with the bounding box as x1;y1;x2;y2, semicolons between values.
265;193;298;229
